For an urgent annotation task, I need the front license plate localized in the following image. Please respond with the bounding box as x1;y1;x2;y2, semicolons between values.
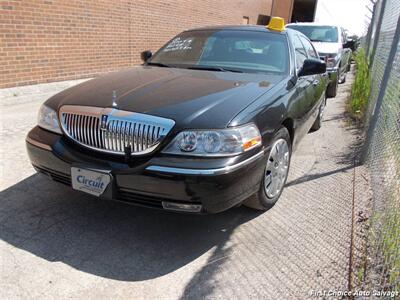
71;167;111;197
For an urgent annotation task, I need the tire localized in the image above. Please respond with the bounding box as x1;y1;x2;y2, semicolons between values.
326;79;338;98
244;127;292;211
311;97;326;131
339;72;346;84
346;63;351;72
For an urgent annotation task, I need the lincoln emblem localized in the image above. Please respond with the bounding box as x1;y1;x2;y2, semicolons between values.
100;115;108;130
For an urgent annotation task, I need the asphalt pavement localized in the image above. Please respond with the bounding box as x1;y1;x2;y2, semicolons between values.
0;70;370;299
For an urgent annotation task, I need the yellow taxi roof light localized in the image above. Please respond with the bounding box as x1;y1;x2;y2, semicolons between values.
267;17;285;32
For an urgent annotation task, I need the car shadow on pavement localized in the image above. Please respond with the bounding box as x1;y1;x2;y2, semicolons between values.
0;173;261;283
285;165;355;187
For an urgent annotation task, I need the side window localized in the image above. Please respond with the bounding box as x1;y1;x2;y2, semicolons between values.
293;35;307;69
300;36;319;59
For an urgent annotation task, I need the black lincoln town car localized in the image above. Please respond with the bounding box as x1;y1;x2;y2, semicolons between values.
26;18;328;213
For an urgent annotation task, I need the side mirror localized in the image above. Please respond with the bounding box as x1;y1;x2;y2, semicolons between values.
343;39;354;49
298;58;326;77
141;50;152;62
343;40;354;50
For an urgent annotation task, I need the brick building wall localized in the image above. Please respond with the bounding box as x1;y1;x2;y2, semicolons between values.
0;0;272;88
271;0;294;23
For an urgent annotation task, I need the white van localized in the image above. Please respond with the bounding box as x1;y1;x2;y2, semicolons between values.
286;23;352;98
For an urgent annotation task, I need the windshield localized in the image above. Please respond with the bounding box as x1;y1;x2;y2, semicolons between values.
286;25;338;43
149;29;289;75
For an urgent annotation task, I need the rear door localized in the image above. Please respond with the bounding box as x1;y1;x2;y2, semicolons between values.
290;34;315;140
299;35;328;115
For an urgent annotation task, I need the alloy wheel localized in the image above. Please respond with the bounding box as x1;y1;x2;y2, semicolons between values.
264;139;290;198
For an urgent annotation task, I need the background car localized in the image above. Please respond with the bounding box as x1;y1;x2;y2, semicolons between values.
286;23;352;98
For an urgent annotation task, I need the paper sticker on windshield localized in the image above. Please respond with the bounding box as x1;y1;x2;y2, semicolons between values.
164;37;193;51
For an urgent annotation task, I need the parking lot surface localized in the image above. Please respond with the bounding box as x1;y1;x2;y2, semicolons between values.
0;71;369;299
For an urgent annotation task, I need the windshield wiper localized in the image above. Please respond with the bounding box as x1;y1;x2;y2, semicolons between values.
310;39;325;42
187;65;243;73
145;62;172;68
146;63;243;73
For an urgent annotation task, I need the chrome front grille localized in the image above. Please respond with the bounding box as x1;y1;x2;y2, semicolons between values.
59;106;175;155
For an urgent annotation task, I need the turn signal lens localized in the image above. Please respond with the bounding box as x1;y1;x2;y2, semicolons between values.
243;136;262;151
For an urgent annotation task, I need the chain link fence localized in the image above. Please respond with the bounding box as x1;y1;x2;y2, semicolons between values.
358;0;400;295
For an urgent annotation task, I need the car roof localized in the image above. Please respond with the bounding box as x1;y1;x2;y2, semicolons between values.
184;25;288;34
286;22;340;28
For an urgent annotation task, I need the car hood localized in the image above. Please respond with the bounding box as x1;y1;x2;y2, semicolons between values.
47;66;282;129
312;42;341;55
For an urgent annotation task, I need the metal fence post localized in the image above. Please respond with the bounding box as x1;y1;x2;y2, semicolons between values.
365;1;378;56
369;0;387;67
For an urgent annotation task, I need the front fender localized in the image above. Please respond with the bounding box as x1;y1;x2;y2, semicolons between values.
229;79;294;148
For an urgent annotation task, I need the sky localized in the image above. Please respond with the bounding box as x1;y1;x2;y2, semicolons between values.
314;0;372;36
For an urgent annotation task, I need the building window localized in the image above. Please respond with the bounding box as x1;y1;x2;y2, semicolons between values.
242;16;249;25
257;14;270;25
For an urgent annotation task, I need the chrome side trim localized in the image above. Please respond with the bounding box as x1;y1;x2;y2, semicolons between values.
26;137;52;151
146;151;264;175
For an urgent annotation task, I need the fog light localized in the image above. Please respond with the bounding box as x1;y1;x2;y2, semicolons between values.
162;201;202;213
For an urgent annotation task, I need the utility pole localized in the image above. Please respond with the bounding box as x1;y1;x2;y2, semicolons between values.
270;0;275;17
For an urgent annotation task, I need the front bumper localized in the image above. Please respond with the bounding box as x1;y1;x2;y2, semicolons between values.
26;126;267;213
326;67;338;83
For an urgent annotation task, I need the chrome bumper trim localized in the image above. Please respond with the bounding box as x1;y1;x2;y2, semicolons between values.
162;201;202;212
146;151;264;175
26;137;52;151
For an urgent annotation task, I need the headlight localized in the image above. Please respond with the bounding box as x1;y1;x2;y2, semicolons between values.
162;123;262;156
37;104;62;134
325;53;339;68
